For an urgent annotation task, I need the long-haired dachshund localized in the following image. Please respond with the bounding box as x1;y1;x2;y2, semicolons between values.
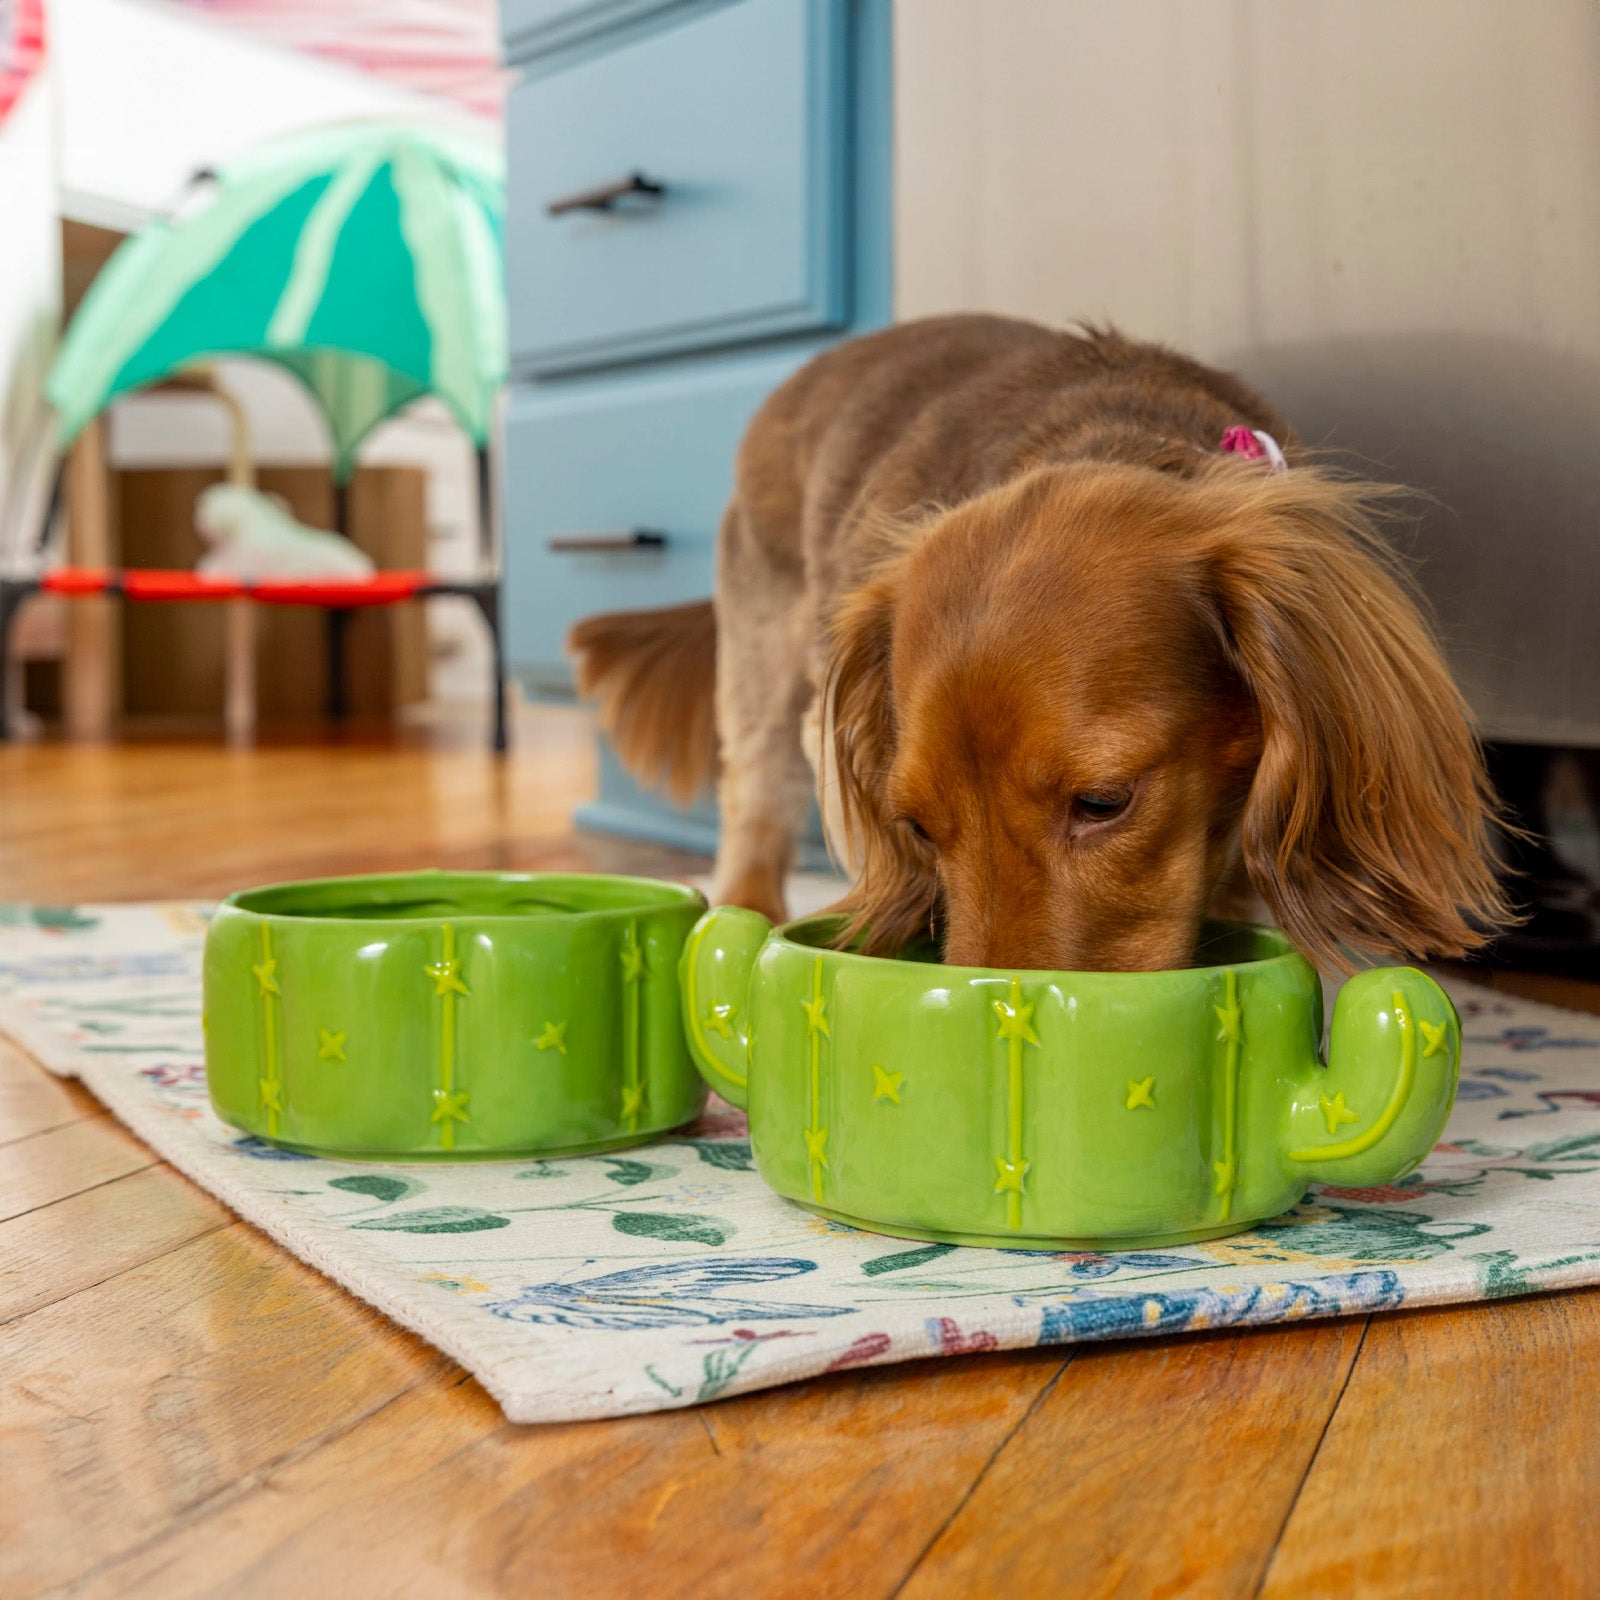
570;315;1509;972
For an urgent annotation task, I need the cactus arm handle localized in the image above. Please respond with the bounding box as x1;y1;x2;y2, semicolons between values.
683;917;747;1096
678;905;770;1112
1288;987;1417;1163
1284;966;1461;1189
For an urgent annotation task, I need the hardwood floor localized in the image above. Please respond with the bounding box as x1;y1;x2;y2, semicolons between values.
2;709;1597;1599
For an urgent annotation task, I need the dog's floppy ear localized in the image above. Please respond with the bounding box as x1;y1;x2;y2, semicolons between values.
825;558;940;955
1194;466;1512;971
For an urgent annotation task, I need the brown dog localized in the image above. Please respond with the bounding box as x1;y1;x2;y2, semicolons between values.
570;315;1509;972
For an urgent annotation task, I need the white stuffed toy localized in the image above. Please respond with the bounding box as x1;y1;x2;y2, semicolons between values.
195;483;375;580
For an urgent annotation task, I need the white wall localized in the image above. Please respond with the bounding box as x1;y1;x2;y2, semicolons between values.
0;58;59;567
894;0;1600;745
56;0;483;230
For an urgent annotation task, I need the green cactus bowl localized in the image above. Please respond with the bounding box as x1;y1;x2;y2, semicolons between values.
680;910;1462;1248
205;871;708;1159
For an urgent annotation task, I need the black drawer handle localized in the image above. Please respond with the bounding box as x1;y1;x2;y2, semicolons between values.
547;529;669;554
545;172;667;217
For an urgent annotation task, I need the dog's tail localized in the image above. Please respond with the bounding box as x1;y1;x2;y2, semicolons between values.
567;600;717;805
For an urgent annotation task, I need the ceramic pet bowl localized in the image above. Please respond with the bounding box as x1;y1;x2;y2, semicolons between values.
205;871;707;1159
680;910;1461;1248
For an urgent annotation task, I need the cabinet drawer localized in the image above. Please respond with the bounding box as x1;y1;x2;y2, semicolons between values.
503;347;811;683
506;0;849;375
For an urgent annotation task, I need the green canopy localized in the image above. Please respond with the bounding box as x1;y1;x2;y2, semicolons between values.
48;121;504;482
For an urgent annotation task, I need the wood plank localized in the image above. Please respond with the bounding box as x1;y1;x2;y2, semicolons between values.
0;1163;229;1325
0;1224;451;1596
66;1349;1068;1600
0;1113;153;1224
1488;969;1600;1017
0;710;626;905
1259;1292;1600;1600
0;1038;102;1144
897;1319;1368;1600
63;417;122;740
1435;963;1600;1019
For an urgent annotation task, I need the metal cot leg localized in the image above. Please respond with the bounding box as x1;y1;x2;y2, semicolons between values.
0;582;40;742
468;583;507;754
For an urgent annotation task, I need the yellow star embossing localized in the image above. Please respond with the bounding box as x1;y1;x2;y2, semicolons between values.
621;1083;645;1119
317;1029;347;1062
535;1021;568;1055
872;1064;905;1104
705;1002;736;1040
619;942;645;983
801;992;830;1038
992;997;1039;1045
425;957;469;998
258;1078;283;1113
1126;1076;1156;1110
252;957;280;997
803;1126;830;1167
1319;1091;1360;1134
1215;1001;1241;1044
994;1156;1030;1194
1420;1018;1449;1059
1213;1157;1237;1196
430;1088;469;1125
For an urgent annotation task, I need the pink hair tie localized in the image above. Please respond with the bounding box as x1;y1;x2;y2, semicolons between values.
1219;425;1288;473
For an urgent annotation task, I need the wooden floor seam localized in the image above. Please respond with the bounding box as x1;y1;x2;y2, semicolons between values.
1251;1315;1374;1598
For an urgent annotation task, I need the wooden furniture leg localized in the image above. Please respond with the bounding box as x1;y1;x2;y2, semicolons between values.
63;419;120;740
224;598;256;745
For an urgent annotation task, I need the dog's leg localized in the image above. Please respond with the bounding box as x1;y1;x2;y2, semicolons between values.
711;500;813;925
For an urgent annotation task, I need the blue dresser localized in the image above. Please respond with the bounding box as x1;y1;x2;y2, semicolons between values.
499;0;892;856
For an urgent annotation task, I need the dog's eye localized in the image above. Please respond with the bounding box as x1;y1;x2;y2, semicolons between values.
899;816;932;843
1072;789;1132;824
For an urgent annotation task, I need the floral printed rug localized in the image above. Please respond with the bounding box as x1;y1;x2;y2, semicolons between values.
4;901;1600;1424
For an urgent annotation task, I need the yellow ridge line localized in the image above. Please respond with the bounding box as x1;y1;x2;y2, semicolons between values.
625;920;641;1131
808;955;824;1202
260;924;279;1137
439;923;457;1151
1218;968;1239;1221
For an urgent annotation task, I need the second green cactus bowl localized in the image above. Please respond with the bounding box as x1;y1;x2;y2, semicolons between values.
205;871;708;1159
681;908;1463;1248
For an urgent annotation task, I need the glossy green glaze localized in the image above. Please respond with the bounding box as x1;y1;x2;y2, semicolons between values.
205;872;707;1159
680;910;1462;1248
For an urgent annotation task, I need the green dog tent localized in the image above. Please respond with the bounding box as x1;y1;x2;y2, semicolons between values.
4;120;511;748
49;119;505;497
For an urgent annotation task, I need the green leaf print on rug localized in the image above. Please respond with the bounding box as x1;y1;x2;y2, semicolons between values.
0;905;100;933
861;1243;958;1276
352;1206;511;1234
687;1140;754;1172
612;1212;734;1247
329;1174;420;1203
1471;1248;1600;1298
1252;1202;1492;1262
600;1158;676;1187
645;1343;762;1403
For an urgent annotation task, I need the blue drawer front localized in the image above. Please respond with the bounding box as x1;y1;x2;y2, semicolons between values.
500;0;680;59
506;0;849;375
503;346;813;681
